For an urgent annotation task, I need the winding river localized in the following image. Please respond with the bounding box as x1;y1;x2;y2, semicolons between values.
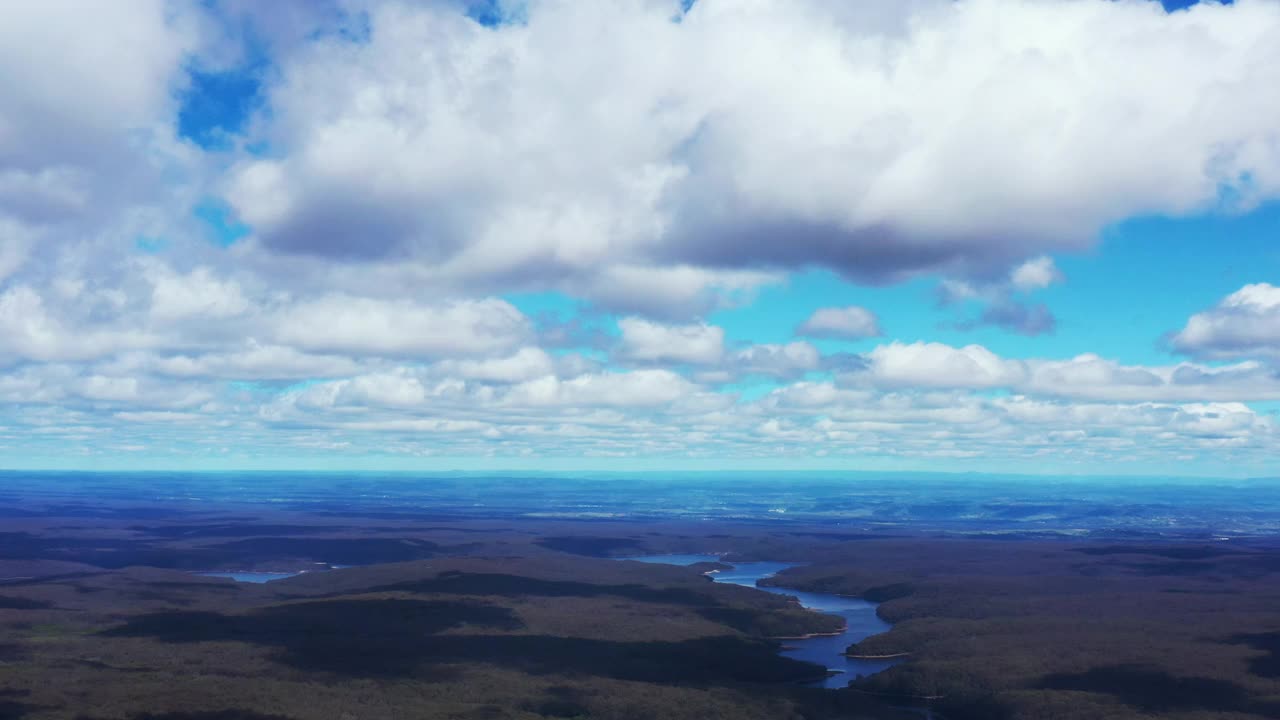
627;554;900;690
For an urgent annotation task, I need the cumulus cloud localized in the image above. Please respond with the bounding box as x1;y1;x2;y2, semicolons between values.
129;345;363;381
0;286;156;364
857;341;1280;402
147;264;250;322
221;0;1280;297
727;341;821;380
327;372;430;409
959;300;1057;336
1010;256;1064;292
273;296;532;359
114;411;204;424
434;347;557;384
0;257;541;376
796;306;882;340
0;220;34;282
942;256;1063;335
0;0;207;296
575;265;778;319
616;317;725;365
0;1;197;187
1170;283;1280;358
506;369;701;408
865;342;1025;389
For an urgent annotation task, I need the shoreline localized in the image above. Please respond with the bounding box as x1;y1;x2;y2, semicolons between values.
627;555;906;690
772;627;848;640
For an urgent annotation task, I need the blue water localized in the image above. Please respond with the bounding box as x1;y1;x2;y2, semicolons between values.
628;554;898;689
194;571;302;583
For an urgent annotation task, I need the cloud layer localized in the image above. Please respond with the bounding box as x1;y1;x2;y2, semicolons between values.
0;0;1278;472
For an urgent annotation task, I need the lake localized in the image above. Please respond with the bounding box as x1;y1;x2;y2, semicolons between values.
193;571;303;583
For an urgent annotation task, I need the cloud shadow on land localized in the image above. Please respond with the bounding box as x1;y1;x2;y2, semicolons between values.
1038;664;1280;716
1230;632;1280;679
360;570;714;605
102;596;823;684
77;713;296;720
0;688;39;720
535;536;645;557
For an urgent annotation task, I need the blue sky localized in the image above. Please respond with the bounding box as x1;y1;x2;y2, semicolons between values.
1;0;1278;476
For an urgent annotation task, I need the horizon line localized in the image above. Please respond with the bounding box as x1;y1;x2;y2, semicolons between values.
0;467;1273;483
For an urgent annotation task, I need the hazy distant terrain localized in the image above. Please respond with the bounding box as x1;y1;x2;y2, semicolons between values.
4;471;1278;536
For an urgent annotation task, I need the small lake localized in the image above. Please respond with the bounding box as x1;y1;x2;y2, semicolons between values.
627;554;899;689
193;571;302;583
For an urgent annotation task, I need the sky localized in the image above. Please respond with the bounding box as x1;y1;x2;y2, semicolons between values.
0;0;1279;476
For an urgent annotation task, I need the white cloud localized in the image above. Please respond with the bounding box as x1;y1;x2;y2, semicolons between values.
434;347;556;384
857;341;1280;402
63;370;213;410
578;265;778;318
762;382;875;411
223;0;1280;294
0;0;202;278
0;366;65;404
617;317;725;365
139;344;362;381
1009;256;1063;292
0;286;70;362
0;219;35;282
1023;355;1280;402
939;256;1063;335
1170;283;1280;358
147;264;250;322
0;2;192;133
273;295;531;359
505;370;699;408
749;383;1278;466
796;306;882;340
729;341;821;380
79;375;140;402
0;286;155;364
114;411;203;424
333;372;429;409
865;341;1026;389
992;396;1273;444
341;418;496;435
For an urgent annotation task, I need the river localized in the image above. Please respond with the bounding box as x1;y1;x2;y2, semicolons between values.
199;556;900;690
627;554;900;690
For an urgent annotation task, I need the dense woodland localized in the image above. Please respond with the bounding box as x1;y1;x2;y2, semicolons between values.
1;492;1279;719
765;539;1280;719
